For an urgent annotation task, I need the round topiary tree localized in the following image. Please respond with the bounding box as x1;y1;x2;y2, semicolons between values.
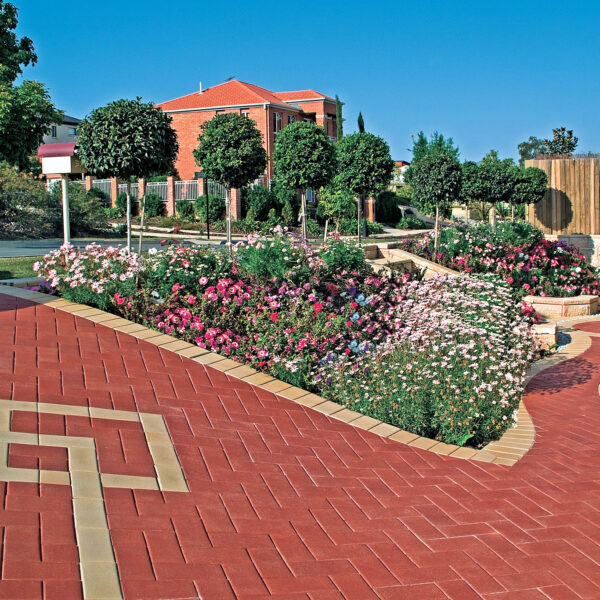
273;121;336;239
336;132;394;245
511;166;548;220
76;97;178;251
478;151;518;227
193;113;267;249
408;152;462;249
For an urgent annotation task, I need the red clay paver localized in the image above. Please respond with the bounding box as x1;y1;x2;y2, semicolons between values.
2;293;600;599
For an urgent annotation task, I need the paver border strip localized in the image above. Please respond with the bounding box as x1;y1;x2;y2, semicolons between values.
2;282;598;467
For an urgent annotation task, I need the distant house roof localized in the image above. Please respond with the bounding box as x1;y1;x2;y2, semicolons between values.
37;142;76;158
156;80;334;112
395;160;410;166
62;115;80;125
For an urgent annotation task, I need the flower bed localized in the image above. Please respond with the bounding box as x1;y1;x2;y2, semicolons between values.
36;230;536;447
399;222;600;299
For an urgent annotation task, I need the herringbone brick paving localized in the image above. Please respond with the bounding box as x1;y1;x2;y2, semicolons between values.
1;293;600;599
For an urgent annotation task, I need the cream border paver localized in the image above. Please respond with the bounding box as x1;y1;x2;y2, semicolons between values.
0;397;190;600
2;282;599;468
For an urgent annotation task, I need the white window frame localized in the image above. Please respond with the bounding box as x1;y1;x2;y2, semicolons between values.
51;125;57;137
273;112;282;134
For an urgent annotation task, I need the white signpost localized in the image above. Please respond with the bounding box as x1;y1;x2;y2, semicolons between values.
37;143;85;245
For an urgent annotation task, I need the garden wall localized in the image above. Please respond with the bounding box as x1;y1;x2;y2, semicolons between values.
525;157;600;236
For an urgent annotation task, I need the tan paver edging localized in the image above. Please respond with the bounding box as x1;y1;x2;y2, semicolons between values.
2;283;598;468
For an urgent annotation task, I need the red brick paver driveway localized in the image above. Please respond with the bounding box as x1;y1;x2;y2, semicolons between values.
1;294;600;600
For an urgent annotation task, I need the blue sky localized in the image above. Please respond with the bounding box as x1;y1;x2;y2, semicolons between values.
16;0;600;162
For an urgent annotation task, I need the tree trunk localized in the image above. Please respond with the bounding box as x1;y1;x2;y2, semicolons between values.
434;204;439;252
357;195;362;247
465;202;469;224
324;219;329;242
137;185;146;257
490;205;496;229
362;195;367;239
126;180;132;252
226;188;232;255
301;189;307;240
511;204;515;221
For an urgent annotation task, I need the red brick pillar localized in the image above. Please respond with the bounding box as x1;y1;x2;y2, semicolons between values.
366;196;376;222
230;188;242;220
85;175;93;192
110;178;120;207
166;176;176;216
197;177;206;197
138;178;146;198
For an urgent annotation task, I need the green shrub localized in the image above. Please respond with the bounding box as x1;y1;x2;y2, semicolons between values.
104;207;122;219
0;165;61;238
397;215;428;230
243;185;279;221
86;187;108;203
306;218;321;236
142;193;164;218
195;195;225;222
115;192;127;217
339;219;384;235
113;223;127;236
272;182;299;225
176;199;194;219
376;191;402;223
63;185;110;236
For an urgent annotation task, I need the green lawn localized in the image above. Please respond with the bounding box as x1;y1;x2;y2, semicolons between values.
0;256;42;280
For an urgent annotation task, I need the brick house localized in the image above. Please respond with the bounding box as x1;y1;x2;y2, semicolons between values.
156;80;340;181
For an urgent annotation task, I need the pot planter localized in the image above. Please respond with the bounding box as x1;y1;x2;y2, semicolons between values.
523;294;599;320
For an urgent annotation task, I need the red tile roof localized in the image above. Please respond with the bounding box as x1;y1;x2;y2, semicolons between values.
156;80;332;112
276;90;334;102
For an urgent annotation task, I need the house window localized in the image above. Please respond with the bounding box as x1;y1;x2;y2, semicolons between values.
287;115;296;125
51;125;57;137
241;110;250;118
273;112;282;134
68;127;77;136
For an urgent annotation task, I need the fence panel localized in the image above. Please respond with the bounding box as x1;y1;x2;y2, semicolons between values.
92;179;112;201
145;181;168;201
175;180;198;201
118;183;139;199
207;181;228;199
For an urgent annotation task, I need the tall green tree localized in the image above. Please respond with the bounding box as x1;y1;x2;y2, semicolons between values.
336;132;394;245
194;113;267;249
272;121;336;239
460;161;483;221
77;98;179;251
517;136;548;166
335;95;343;140
357;112;365;133
410;131;460;162
408;153;462;248
0;1;62;170
543;127;578;155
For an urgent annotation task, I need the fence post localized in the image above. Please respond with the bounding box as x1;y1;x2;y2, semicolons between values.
110;178;120;207
230;188;242;220
198;177;206;197
166;177;176;216
366;196;376;222
138;178;146;199
85;175;93;192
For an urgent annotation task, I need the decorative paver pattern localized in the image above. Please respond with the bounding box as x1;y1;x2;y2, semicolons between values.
2;292;600;599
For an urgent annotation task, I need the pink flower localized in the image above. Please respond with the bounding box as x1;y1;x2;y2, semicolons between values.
199;277;208;285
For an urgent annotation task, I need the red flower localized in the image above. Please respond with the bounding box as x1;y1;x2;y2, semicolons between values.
314;303;323;313
270;312;278;322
